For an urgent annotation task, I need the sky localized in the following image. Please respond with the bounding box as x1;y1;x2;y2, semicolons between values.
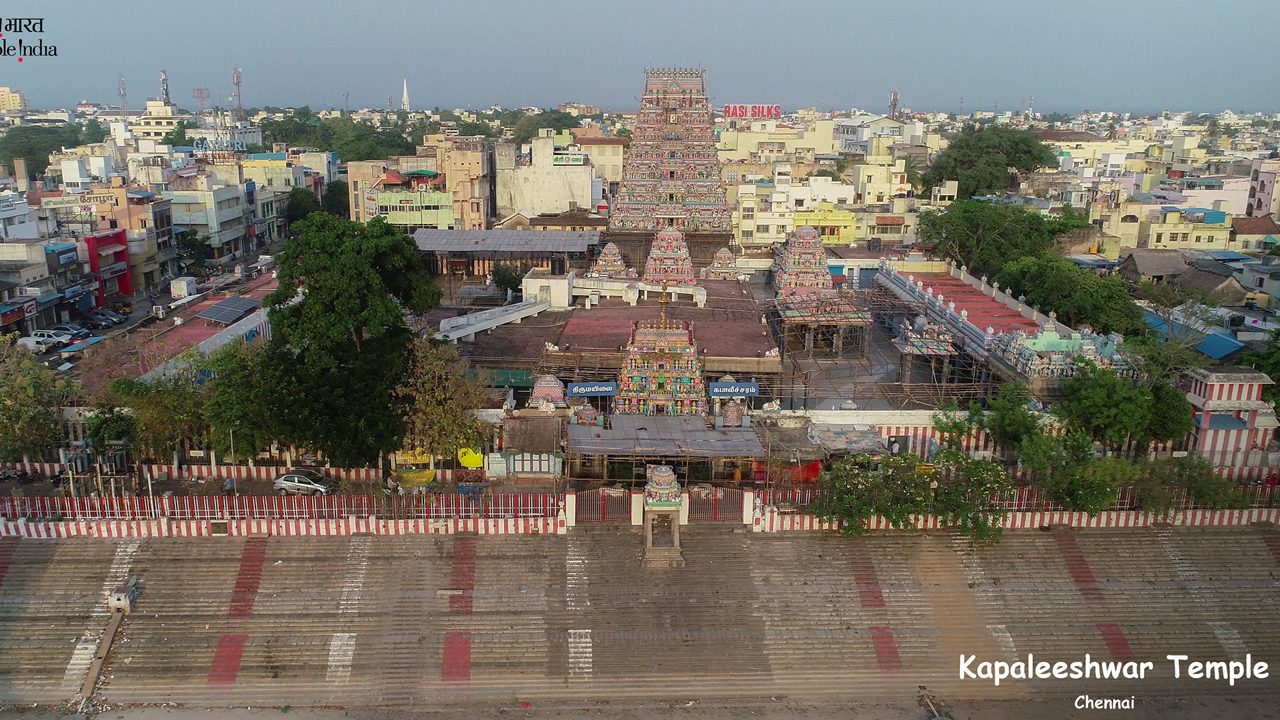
5;0;1280;115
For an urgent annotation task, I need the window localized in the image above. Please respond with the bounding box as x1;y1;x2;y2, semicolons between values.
1156;233;1163;242
757;225;769;234
1257;277;1265;288
1196;235;1202;243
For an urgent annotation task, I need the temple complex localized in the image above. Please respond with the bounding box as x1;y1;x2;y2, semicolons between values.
772;226;834;297
700;247;740;280
613;296;709;416
609;67;732;268
588;241;636;279
642;228;698;287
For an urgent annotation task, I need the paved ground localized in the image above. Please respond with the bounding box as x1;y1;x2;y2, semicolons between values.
0;525;1278;718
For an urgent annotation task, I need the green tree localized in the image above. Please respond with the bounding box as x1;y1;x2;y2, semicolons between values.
84;405;137;451
0;124;83;177
810;168;841;180
262;215;440;467
614;128;632;143
285;188;322;223
982;382;1041;461
108;357;208;461
491;263;525;295
201;340;282;461
808;453;932;533
1145;381;1194;446
931;400;983;451
1055;363;1152;453
399;339;488;463
80;118;108;144
160;119;196;146
994;255;1144;335
1240;331;1280;403
175;230;209;273
917;200;1088;279
1043;456;1127;515
0;337;77;460
455;121;496;138
511;110;582;145
921;126;1057;198
930;448;1015;543
322;180;349;218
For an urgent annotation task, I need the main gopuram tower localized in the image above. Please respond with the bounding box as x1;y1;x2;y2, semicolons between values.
609;67;732;269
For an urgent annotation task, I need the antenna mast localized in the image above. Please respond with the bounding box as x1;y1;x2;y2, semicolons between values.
160;69;170;105
117;73;127;110
888;89;900;120
193;87;210;126
232;67;244;122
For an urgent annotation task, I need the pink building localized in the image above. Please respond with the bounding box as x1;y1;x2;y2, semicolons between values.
1184;367;1277;480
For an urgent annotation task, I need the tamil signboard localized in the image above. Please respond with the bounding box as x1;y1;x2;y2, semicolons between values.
722;104;782;120
567;382;618;397
553;153;588;166
43;193;117;208
708;381;760;398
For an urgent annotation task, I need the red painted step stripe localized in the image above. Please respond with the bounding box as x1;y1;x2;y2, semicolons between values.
207;633;248;685
1052;531;1104;604
1097;623;1135;661
849;540;886;608
449;537;476;614
0;538;17;586
229;537;268;618
442;631;472;682
868;626;903;671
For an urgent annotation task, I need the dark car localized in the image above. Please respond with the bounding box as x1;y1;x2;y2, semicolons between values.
79;315;113;330
50;323;92;341
91;308;127;325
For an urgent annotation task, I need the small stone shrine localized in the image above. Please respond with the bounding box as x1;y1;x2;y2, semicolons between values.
527;374;567;411
699;246;739;280
642;464;685;568
589;241;636;279
772;225;833;297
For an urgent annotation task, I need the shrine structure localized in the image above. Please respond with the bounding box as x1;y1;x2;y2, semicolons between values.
588;241;636;279
613;294;709;416
772;226;833;297
642;464;685;568
700;247;740;280
642;228;698;287
609;67;732;268
527;374;568;410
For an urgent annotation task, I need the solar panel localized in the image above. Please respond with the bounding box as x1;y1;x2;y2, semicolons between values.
196;296;261;324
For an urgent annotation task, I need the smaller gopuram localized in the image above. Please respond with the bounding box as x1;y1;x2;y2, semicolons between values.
588;241;636;279
527;374;568;411
642;464;685;568
772;226;833;297
613;294;708;416
642;228;698;287
699;247;740;280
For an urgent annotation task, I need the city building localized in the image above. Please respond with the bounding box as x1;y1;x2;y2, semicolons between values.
81;229;134;306
419;135;491;230
571;133;627;192
371;169;455;233
347;160;388;223
1247;157;1280;218
1138;206;1234;252
495;129;597;218
165;180;249;266
129;100;192;141
0;86;28;112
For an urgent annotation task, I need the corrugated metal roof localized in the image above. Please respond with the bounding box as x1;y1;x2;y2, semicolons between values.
414;229;601;254
567;415;764;458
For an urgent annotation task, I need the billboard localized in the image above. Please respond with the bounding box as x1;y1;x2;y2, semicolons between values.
708;381;760;398
722;104;782;120
567;382;617;397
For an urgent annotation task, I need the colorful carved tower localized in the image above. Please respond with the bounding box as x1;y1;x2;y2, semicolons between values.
613;294;708;416
642;228;697;287
772;226;833;297
610;68;730;236
700;247;739;280
589;241;635;279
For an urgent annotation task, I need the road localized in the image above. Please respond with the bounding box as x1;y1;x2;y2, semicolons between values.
0;525;1277;718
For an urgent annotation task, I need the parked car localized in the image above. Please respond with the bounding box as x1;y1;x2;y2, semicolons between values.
15;336;58;353
50;323;92;341
79;315;113;330
272;468;333;496
30;329;74;348
92;308;127;325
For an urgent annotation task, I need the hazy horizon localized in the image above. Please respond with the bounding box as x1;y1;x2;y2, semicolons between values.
5;0;1280;115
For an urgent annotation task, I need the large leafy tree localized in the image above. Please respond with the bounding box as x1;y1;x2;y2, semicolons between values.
262;214;440;467
0;338;77;460
922;125;1057;198
322;180;349;218
399;339;488;463
511;110;582;146
201;340;285;461
1055;363;1152;453
0;124;83;176
917;200;1088;279
994;255;1144;335
808;454;932;533
261;110;415;161
108;356;208;461
982;382;1041;461
930;448;1015;543
285;188;322;223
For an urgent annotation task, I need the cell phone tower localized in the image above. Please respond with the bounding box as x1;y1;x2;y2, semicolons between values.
232;67;244;122
117;73;127;110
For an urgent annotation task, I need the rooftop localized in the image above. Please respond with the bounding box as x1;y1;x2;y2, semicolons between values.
414;228;602;254
907;273;1040;334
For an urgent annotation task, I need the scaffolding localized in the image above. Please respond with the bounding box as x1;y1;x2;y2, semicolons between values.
767;291;872;359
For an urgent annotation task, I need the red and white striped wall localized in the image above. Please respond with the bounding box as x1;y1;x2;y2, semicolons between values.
752;508;1280;533
0;514;566;539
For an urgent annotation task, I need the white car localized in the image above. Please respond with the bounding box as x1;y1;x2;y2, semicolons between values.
30;329;74;348
272;468;333;496
15;336;58;353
